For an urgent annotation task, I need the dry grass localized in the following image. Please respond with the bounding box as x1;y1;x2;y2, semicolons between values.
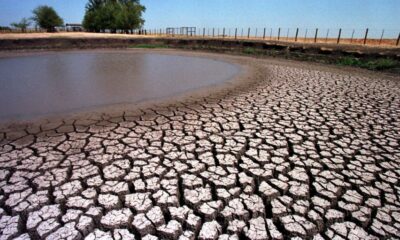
0;32;155;39
0;32;398;48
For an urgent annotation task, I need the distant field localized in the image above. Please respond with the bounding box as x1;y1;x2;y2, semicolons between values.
0;32;153;39
0;32;398;48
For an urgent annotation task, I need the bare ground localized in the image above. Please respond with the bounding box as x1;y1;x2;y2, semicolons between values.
0;50;399;239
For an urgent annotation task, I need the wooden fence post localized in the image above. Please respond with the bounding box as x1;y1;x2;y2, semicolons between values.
397;32;400;46
314;28;318;43
277;28;281;40
363;28;369;45
203;28;205;38
270;28;272;40
295;28;299;42
248;28;250;38
235;28;237;39
325;29;330;43
263;28;266;39
223;28;225;38
379;29;384;45
212;28;215;37
337;28;342;44
304;29;308;42
350;29;355;43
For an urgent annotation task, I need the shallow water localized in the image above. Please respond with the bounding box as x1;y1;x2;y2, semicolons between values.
0;51;239;121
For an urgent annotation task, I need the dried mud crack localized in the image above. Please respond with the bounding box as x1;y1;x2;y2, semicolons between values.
0;51;399;240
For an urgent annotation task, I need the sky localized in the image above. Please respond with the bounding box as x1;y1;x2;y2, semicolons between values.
0;0;399;35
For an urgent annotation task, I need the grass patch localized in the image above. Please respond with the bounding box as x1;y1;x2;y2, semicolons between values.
130;43;168;49
243;47;257;55
337;57;399;71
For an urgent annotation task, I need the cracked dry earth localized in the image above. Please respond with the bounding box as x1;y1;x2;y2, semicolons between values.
0;53;400;240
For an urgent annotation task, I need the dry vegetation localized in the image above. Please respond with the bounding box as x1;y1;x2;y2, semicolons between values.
0;32;398;48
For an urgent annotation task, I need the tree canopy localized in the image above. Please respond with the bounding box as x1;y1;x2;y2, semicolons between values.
83;0;145;33
32;5;64;32
11;18;31;32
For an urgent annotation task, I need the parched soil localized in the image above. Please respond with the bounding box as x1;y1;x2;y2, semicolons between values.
0;50;399;239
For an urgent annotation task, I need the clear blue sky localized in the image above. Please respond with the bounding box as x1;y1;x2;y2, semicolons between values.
1;0;399;31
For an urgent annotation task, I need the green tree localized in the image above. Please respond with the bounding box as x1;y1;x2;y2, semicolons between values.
32;5;64;32
11;18;31;32
86;0;104;11
83;0;145;33
116;1;145;33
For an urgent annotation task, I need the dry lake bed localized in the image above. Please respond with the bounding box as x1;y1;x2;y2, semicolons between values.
0;50;399;239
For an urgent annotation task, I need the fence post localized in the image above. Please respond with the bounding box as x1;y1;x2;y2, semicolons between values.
248;28;250;38
304;29;308;42
235;28;237;39
363;28;369;45
255;28;258;38
350;29;355;43
397;32;400;46
263;28;266;39
223;28;225;38
314;28;318;43
278;28;281;40
270;28;272;40
379;29;384;45
325;29;330;43
203;28;205;38
212;28;215;37
286;28;289;40
295;28;299;42
337;28;342;44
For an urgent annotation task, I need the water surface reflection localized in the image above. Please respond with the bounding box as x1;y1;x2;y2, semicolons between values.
0;51;239;120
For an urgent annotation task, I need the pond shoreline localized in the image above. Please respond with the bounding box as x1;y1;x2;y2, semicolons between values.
0;49;257;129
0;35;399;73
1;48;397;132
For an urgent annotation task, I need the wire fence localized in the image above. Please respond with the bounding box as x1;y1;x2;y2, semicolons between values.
2;27;400;47
137;27;400;47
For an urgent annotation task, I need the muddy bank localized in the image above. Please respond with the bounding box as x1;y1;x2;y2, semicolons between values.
0;36;399;59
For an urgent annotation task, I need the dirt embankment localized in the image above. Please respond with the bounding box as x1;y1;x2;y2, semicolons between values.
0;33;399;73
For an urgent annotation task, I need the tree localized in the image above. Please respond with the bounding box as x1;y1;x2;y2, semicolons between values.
83;0;145;33
11;18;31;32
32;5;64;32
116;1;145;33
86;0;104;11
